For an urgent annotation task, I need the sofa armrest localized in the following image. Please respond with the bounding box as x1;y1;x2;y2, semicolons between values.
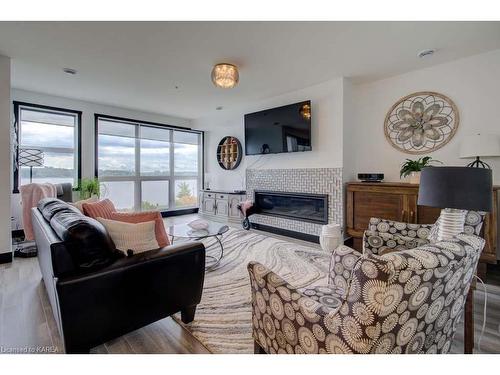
363;217;433;255
59;241;203;283
247;261;345;354
56;241;205;352
328;245;362;292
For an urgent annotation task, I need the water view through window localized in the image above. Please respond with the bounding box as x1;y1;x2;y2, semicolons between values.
97;116;201;212
17;104;80;187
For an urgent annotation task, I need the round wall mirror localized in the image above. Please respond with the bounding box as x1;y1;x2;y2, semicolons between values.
217;136;242;170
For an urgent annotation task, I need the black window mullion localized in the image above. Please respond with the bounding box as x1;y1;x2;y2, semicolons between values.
135;125;141;211
13;101;82;193
168;129;175;209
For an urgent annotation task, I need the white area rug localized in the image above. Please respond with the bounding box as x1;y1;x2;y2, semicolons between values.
173;228;330;353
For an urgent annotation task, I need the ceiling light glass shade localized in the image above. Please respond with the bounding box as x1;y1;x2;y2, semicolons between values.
211;63;239;89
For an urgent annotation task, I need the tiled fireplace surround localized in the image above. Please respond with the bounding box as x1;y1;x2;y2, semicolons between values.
246;168;343;237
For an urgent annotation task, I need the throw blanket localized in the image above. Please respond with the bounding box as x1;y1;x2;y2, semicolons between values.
20;183;57;240
238;200;254;216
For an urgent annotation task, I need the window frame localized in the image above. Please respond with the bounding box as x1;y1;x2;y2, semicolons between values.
94;113;204;214
12;101;82;193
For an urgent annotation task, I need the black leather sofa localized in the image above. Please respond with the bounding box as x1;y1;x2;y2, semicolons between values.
32;198;205;353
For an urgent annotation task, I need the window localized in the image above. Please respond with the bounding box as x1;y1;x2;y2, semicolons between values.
13;102;81;192
95;115;202;212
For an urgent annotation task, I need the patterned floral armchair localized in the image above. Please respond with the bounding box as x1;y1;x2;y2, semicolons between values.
248;233;485;354
363;211;486;256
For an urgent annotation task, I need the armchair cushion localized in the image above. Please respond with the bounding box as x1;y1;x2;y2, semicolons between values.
464;211;486;236
363;218;432;255
428;210;486;243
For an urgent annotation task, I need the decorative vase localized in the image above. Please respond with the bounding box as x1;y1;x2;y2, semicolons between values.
409;171;421;184
319;224;342;253
436;208;467;241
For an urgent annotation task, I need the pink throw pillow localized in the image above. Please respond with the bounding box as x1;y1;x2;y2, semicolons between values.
109;211;170;248
82;199;117;220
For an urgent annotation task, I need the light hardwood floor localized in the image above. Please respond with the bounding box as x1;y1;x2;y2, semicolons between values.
1;214;500;354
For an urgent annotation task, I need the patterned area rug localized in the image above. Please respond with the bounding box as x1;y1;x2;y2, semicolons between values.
173;228;330;354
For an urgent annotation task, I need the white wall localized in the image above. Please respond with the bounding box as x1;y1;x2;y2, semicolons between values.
192;78;345;191
0;56;11;255
11;89;191;230
348;49;500;184
348;49;500;257
342;78;355;184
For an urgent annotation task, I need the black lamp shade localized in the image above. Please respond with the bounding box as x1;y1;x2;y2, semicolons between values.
418;166;492;212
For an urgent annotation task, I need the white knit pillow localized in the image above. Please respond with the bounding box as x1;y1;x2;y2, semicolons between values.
435;208;467;242
97;218;159;254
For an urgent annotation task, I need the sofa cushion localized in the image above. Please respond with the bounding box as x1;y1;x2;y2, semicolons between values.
97;218;159;255
38;197;81;222
108;211;170;248
82;199;116;219
71;196;99;212
50;209;118;272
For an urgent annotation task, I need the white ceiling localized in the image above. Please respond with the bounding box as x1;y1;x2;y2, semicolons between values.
0;21;499;119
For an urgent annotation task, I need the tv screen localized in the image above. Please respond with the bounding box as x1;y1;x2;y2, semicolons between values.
244;100;312;155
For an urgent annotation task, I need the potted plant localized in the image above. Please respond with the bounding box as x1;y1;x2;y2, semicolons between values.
400;156;442;184
79;178;101;200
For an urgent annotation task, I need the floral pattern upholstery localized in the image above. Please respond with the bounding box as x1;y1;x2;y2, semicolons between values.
363;211;486;255
248;233;485;354
299;285;345;311
363;219;432;255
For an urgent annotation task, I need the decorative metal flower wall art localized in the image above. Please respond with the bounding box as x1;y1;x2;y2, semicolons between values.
384;91;459;154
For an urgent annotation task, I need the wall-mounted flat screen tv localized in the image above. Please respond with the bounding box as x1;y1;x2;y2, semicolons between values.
244;100;312;155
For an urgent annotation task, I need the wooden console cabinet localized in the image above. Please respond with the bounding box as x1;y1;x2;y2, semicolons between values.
346;182;499;267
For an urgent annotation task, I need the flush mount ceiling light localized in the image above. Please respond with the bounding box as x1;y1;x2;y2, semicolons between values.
211;63;239;89
417;49;436;58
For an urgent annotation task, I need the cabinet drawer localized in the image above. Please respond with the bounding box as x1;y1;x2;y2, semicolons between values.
217;194;228;200
204;192;215;199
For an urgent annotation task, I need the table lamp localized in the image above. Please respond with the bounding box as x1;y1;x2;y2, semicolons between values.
418;166;492;354
459;133;500;169
418;166;492;240
19;148;44;183
418;166;492;212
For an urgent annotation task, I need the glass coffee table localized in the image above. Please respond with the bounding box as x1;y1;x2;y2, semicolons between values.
167;221;229;270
